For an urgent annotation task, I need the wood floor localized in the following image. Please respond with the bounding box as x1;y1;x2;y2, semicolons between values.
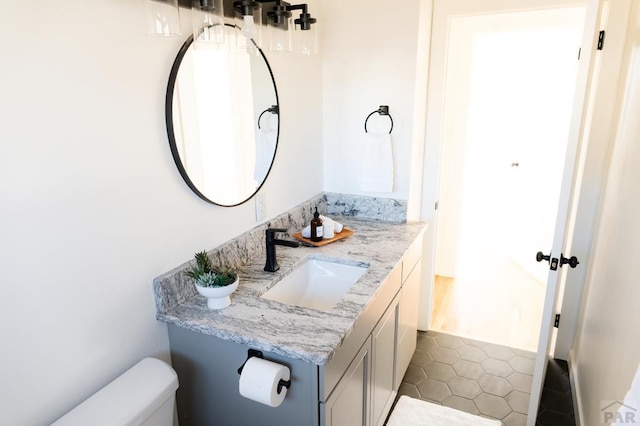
430;255;545;351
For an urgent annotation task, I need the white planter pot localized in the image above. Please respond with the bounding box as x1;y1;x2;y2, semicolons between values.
195;278;239;310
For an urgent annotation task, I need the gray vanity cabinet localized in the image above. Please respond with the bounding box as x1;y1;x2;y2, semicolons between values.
168;324;320;426
320;336;372;426
167;233;424;426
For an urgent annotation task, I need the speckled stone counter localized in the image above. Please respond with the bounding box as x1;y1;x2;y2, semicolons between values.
154;194;424;366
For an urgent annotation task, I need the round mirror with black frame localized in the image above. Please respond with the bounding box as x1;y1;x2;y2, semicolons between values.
166;24;279;207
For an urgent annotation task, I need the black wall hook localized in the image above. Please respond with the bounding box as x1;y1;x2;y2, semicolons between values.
258;105;279;129
364;105;394;134
237;349;291;395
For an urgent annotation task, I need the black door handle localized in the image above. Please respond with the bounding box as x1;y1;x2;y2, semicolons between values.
561;254;580;268
536;251;550;264
537;251;579;269
537;251;558;270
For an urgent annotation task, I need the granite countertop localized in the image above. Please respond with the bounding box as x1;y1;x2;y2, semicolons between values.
156;217;426;365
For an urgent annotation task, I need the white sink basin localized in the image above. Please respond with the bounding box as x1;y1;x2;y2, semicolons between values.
261;258;368;311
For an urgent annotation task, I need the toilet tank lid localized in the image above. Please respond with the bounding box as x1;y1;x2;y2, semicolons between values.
52;358;179;426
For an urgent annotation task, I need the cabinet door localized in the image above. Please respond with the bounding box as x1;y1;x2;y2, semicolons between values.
395;259;422;390
371;297;399;426
321;337;372;426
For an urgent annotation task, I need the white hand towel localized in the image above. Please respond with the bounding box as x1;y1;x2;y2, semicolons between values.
254;126;277;183
359;131;393;192
320;215;343;233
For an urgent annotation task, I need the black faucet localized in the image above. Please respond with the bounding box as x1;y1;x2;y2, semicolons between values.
264;228;300;272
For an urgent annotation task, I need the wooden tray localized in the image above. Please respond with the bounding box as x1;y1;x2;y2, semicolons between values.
292;228;354;247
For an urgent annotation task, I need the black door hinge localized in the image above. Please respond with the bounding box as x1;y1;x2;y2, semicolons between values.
554;314;561;328
598;30;605;50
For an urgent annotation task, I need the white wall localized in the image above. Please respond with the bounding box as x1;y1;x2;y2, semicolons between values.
0;1;322;424
572;1;640;422
321;0;421;200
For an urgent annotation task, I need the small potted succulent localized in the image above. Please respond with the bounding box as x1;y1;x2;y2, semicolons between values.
185;251;239;310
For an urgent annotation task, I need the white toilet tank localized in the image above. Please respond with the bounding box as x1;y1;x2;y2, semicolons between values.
52;358;179;426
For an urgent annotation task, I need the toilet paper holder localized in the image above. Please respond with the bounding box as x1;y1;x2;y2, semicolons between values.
237;349;291;394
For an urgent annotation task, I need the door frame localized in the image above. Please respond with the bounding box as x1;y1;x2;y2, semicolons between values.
413;0;589;333
433;6;584;286
409;0;615;422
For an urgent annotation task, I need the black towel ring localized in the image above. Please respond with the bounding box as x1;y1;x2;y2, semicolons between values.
258;105;279;129
364;105;393;134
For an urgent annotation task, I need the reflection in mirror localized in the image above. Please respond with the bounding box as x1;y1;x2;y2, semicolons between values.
166;24;279;206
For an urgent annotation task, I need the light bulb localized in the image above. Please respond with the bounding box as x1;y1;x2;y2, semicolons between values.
144;0;181;36
269;18;292;52
192;0;225;47
242;15;256;39
295;24;318;55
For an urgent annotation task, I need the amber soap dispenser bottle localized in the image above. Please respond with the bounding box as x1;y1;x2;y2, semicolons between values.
310;207;323;242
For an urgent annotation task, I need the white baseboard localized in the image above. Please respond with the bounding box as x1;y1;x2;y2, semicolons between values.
568;349;583;426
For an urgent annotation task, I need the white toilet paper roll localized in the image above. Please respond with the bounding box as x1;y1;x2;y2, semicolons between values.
239;357;290;407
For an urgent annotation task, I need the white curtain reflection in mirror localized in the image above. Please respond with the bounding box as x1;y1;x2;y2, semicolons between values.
173;46;257;206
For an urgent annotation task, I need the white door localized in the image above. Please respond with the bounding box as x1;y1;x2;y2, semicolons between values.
419;0;607;423
526;1;607;420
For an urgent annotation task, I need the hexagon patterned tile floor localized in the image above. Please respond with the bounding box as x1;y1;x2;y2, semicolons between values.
536;359;575;426
394;330;575;426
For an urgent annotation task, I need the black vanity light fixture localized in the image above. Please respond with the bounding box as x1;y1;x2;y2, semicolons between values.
147;0;318;54
232;0;318;54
